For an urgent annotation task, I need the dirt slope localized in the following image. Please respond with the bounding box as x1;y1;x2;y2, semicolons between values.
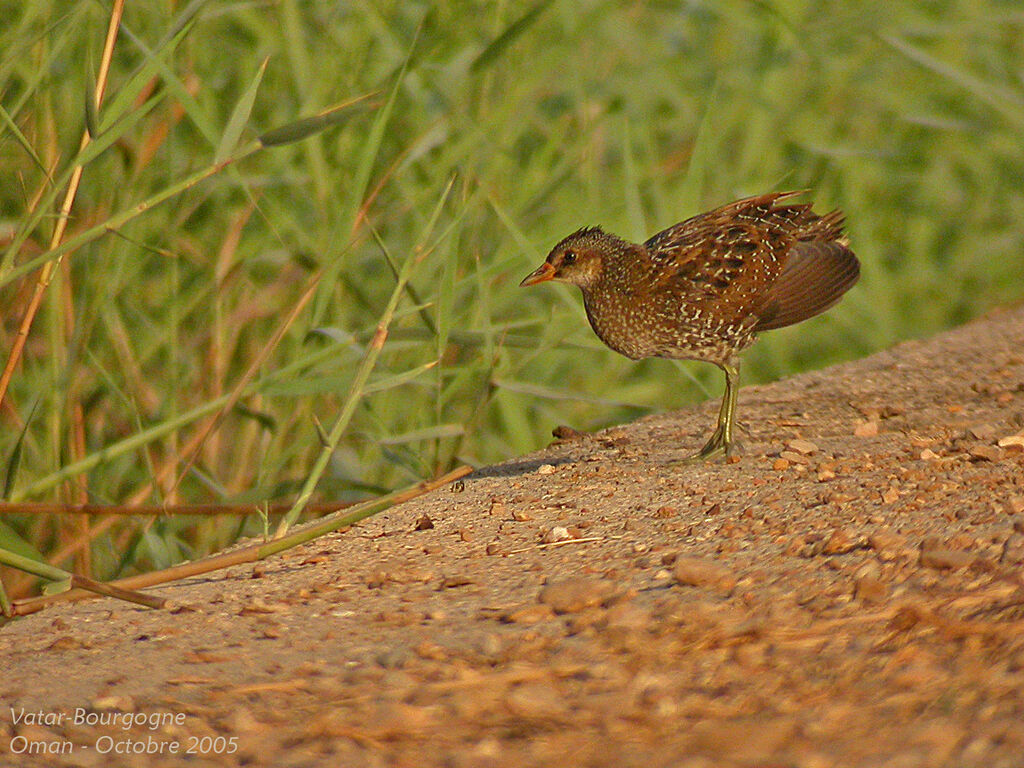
2;306;1023;768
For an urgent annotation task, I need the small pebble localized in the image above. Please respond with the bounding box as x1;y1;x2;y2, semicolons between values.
968;424;997;441
601;601;652;631
823;528;860;555
787;439;819;455
1000;534;1024;566
479;633;503;657
854;575;889;604
414;641;448;661
541;526;571;544
502;604;556;624
854;420;879;437
919;548;974;570
539;577;618;614
672;557;736;594
779;450;810;464
968;445;1002;462
439;574;474;589
375;648;410;669
504;681;569;721
868;531;907;561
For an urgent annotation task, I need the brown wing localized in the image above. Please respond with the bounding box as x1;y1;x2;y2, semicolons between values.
751;240;860;331
644;191;810;261
642;192;811;305
642;191;857;326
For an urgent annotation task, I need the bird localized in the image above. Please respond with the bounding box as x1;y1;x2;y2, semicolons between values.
520;191;860;462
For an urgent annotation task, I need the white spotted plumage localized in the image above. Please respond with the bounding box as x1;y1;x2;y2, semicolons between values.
524;192;859;367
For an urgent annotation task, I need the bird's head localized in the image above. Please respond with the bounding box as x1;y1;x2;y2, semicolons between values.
520;227;621;290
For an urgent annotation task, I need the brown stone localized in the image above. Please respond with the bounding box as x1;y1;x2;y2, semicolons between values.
672;557;736;594
968;445;1003;462
854;419;879;437
504;681;569;722
538;578;618;614
823;528;861;555
919;548;974;570
600;601;652;632
968;423;997;441
780;450;810;464
502;604;556;624
1000;534;1024;566
787;438;819;455
854;575;889;603
998;434;1024;450
540;526;571;543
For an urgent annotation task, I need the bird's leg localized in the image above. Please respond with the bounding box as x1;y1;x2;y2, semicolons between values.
678;361;740;463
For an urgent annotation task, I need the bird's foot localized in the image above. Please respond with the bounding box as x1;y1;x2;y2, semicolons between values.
668;429;739;465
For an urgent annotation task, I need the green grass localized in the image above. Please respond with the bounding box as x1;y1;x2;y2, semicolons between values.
2;0;1023;581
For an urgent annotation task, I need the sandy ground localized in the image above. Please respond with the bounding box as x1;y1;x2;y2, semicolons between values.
2;305;1023;768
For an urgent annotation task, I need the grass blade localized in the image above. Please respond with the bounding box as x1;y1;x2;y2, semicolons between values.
3;399;38;499
258;92;378;147
216;57;268;162
471;0;554;72
884;34;1024;129
364;361;439;394
0;102;47;174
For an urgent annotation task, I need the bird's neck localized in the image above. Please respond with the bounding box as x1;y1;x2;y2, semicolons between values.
587;243;650;297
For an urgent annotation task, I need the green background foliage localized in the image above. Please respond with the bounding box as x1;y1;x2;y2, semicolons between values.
2;0;1022;578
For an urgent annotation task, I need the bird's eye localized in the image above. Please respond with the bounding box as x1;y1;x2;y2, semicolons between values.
562;251;577;265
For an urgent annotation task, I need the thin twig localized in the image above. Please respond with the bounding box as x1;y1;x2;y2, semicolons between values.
506;535;615;554
0;545;166;613
71;575;168;610
10;465;472;616
0;499;362;516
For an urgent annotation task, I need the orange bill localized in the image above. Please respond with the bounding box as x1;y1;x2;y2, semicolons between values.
520;261;556;286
